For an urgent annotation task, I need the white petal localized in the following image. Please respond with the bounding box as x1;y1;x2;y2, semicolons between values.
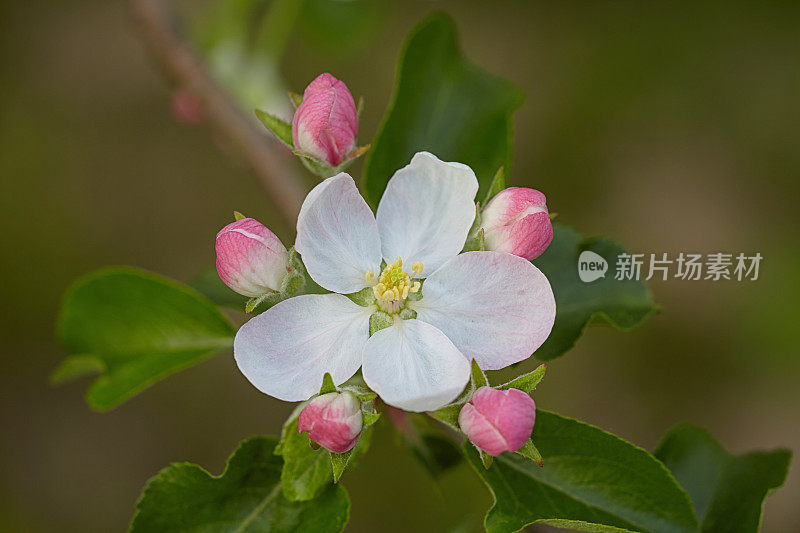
376;152;479;274
413;251;556;370
234;294;371;402
296;173;382;293
362;319;470;412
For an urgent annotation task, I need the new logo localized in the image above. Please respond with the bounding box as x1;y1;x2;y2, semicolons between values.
578;250;608;282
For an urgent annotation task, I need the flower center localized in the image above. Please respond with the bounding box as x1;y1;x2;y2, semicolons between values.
366;258;422;314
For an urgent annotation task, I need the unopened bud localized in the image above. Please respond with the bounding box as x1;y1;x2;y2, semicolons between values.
298;392;363;454
459;386;535;456
292;73;358;168
480;187;553;260
215;218;288;297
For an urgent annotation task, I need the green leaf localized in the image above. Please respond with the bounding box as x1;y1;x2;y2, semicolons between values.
654;423;792;533
278;416;372;501
392;412;463;478
363;13;523;206
130;436;350;533
497;363;546;393
55;267;235;411
532;224;659;360
190;267;249;310
48;354;106;385
256;109;294;148
465;410;698;533
278;416;334;501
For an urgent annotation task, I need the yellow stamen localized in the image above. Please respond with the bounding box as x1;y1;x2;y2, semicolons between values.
369;259;424;313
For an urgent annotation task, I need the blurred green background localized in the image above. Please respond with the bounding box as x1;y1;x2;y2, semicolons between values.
1;0;798;531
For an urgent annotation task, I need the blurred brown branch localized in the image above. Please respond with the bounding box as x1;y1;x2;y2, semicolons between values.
128;0;306;224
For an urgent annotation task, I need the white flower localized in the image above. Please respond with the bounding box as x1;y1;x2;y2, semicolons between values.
234;152;556;411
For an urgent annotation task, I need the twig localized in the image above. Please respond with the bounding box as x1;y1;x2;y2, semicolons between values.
128;0;307;225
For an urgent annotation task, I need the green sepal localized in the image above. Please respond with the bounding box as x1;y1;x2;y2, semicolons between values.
462;204;485;252
483;166;506;205
478;447;493;469
346;144;370;164
398;307;417;320
330;451;351;483
468;203;482;234
470;359;488;388
319;372;337;395
329;424;374;483
428;359;487;431
293;145;372;179
362;411;381;427
280;269;305;297
244;247;305;313
497;363;546;394
255;109;294;148
245;292;281;313
515;439;544;467
339;382;377;403
346;286;376;307
427;403;460;432
369;311;393;336
281;246;306;297
288;91;303;109
462;228;485;252
294;150;335;178
356;95;364;118
233;210;246;221
359;395;380;427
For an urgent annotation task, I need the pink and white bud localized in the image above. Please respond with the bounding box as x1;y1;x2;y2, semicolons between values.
298;392;363;454
480;187;553;260
215;218;289;298
458;386;535;456
292;73;358;167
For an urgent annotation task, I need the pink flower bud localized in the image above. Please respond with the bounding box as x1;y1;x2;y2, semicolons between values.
215;218;289;298
292;73;358;167
171;88;204;125
480;187;553;260
298;392;363;454
458;386;535;456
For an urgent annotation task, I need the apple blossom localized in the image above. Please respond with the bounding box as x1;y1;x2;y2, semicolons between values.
292;73;358;168
459;386;535;456
298;391;363;454
480;187;553;260
215;218;289;298
234;152;556;412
